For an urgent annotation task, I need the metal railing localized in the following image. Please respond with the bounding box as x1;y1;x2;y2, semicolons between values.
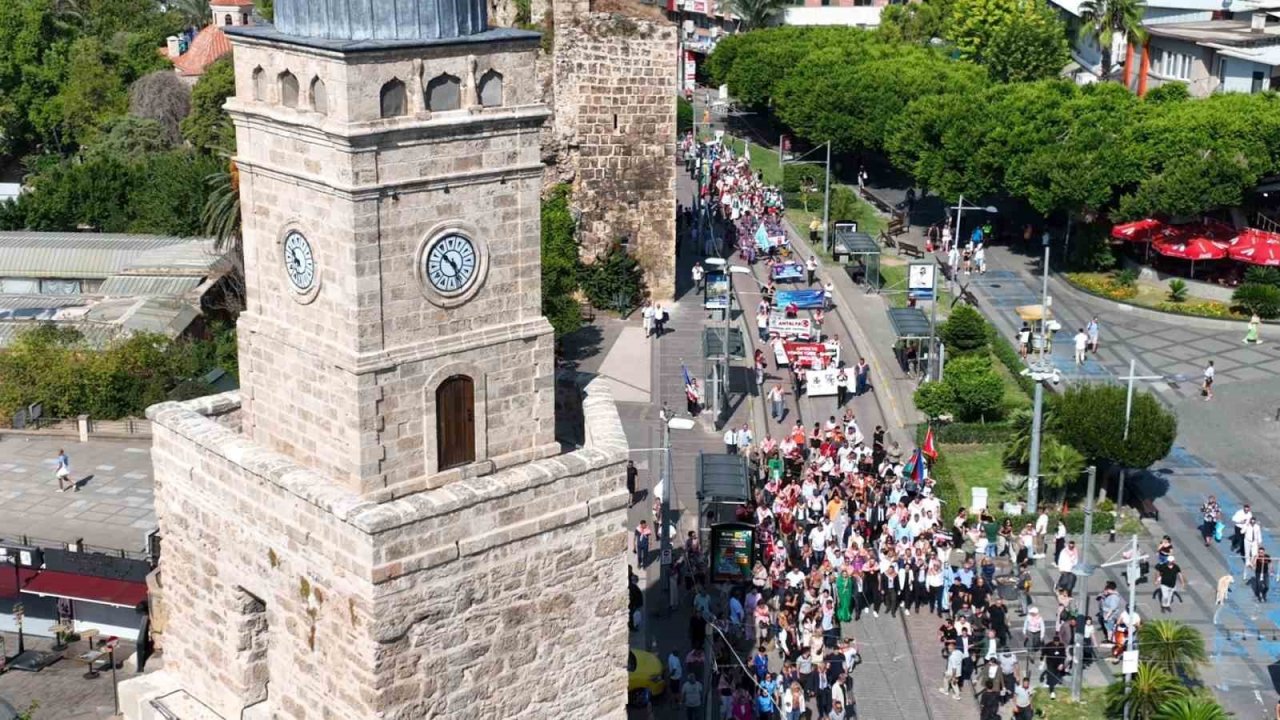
0;534;153;563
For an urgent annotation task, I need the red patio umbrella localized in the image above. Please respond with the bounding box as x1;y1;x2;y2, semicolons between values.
1227;229;1280;266
1111;218;1164;241
1152;234;1227;278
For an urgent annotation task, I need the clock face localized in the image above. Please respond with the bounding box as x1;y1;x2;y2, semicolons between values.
425;233;478;294
283;230;316;292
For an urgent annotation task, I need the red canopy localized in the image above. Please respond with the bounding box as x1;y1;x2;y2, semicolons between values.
0;568;37;600
21;570;148;608
1152;235;1227;261
1228;228;1280;266
1111;218;1164;241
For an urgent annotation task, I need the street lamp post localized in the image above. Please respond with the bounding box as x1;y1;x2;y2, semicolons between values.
660;415;697;613
715;265;753;422
783;141;833;251
1026;230;1054;514
1070;465;1098;703
941;197;997;381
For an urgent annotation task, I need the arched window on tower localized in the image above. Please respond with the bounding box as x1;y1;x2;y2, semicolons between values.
380;78;407;118
279;71;299;108
478;69;503;108
311;77;327;115
426;73;461;112
436;375;476;470
224;13;232;25
252;67;265;102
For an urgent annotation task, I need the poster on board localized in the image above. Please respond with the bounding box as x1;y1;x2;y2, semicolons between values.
710;522;755;583
807;369;841;396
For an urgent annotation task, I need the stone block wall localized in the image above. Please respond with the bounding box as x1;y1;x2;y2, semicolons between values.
550;10;679;301
127;381;629;720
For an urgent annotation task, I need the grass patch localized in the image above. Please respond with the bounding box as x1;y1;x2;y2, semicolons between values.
878;261;956;310
992;355;1032;415
935;442;1009;511
1031;687;1108;720
723;136;783;186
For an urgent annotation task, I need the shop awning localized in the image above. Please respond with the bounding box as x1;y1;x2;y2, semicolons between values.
21;570;148;608
0;568;37;599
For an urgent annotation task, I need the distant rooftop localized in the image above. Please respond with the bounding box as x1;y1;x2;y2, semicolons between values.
0;233;223;279
0;233;229;349
1146;19;1280;47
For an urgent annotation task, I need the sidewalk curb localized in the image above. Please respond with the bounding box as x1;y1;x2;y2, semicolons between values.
1050;271;1256;331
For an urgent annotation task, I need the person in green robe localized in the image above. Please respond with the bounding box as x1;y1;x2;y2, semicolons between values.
837;567;854;623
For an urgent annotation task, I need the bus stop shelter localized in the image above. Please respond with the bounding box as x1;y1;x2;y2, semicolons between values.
832;228;881;289
696;452;750;531
887;307;933;377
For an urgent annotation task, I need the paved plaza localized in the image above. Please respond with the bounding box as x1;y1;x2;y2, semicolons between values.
0;436;155;555
0;632;141;720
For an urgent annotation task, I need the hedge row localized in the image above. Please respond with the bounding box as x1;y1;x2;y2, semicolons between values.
916;421;1018;445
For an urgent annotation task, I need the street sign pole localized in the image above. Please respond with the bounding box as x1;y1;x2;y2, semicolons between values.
1070;466;1098;703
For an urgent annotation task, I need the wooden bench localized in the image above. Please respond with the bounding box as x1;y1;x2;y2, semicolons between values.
879;230;898;251
897;240;924;258
887;216;907;237
580;301;596;324
1136;497;1159;521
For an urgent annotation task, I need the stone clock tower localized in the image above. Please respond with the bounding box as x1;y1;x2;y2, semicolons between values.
118;2;631;718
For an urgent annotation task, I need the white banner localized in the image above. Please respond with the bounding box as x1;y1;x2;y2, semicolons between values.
768;313;813;338
806;369;840;397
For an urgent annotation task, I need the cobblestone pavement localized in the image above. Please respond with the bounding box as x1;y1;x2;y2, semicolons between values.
0;632;142;720
0;436;155;555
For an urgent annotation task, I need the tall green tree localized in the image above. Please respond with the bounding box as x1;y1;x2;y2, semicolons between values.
1078;0;1147;82
1138;620;1208;680
878;0;954;44
181;55;237;154
1104;663;1186;720
1054;384;1177;469
540;184;583;337
946;0;1069;82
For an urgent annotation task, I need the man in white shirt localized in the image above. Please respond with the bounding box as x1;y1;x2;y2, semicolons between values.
667;650;684;694
942;641;964;699
681;675;704;717
1073;328;1088;365
724;427;737;455
1203;360;1215;401
1232;504;1253;556
1056;540;1079;594
809;521;829;564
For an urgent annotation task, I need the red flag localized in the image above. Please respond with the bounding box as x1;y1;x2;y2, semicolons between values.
922;427;938;461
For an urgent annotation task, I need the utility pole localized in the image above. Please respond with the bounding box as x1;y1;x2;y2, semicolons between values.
822;141;832;253
659;411;674;613
1122;534;1142;720
1027;231;1052;514
1070;465;1098;703
1117;359;1163;529
928;254;940;381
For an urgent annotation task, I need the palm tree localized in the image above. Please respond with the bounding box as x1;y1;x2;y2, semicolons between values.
1078;0;1147;82
723;0;788;31
1138;620;1208;680
1104;663;1186;720
1039;438;1087;498
1152;697;1231;720
202;153;241;256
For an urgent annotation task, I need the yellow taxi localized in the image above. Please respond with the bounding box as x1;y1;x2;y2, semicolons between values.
627;649;666;706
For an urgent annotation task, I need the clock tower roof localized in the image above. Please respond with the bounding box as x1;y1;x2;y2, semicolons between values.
234;0;513;46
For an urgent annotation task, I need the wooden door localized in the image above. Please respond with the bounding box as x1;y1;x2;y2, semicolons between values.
436;375;475;471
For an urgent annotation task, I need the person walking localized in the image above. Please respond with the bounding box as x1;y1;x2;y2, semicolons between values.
1012;676;1034;720
626;460;638;507
1042;635;1067;699
1245;517;1264;580
1201;495;1221;547
54;448;75;492
1156;554;1184;613
1017;323;1032;359
757;312;769;342
1086;316;1100;355
854;358;870;397
1245;312;1261;344
768;384;785;421
1254;547;1272;602
807;255;819;286
724;426;737;454
641;301;655;338
635;520;652;567
809;218;822;246
835;366;850;408
1073;327;1088;366
942;640;964;699
1232;504;1253;556
653;304;668;337
692;261;705;293
681;674;704;720
735;424;753;455
1203;360;1215;400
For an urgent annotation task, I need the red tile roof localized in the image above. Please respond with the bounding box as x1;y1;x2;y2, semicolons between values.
172;25;232;77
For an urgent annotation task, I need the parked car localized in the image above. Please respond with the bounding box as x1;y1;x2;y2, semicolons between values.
627;649;665;707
